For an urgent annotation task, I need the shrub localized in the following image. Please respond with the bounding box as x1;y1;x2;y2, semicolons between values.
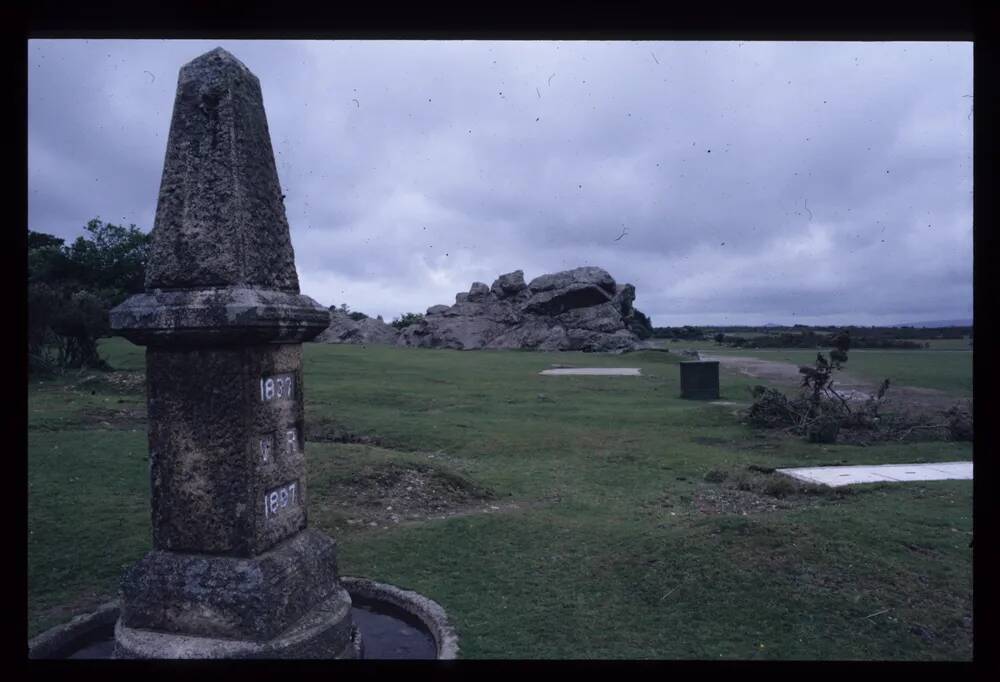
762;476;796;498
704;469;728;483
946;404;973;441
391;312;425;330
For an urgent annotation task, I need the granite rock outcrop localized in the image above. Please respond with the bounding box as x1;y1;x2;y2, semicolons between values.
314;309;400;345
397;267;647;352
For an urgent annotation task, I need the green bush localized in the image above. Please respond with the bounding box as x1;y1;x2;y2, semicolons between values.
391;312;425;330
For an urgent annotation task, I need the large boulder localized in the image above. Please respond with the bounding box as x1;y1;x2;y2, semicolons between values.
555;302;625;333
527;266;617;295
565;328;637;353
467;282;491;302
522;282;612;316
483;319;558;350
314;309;400;345
398;314;505;350
397;266;648;352
491;270;528;298
612;283;635;318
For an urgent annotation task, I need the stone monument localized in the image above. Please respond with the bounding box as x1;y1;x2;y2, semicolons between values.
109;47;359;658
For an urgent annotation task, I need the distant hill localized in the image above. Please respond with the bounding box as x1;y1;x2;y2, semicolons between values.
894;319;972;328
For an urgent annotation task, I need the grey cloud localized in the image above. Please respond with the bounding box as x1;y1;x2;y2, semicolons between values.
28;40;972;325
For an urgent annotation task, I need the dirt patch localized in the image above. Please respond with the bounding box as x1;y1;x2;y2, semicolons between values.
693;486;798;515
689;436;730;447
306;419;384;446
651;467;848;518
75;405;147;430
69;372;145;395
902;541;943;559
319;461;498;528
689;433;783;452
103;372;145;392
701;353;813;386
702;353;964;415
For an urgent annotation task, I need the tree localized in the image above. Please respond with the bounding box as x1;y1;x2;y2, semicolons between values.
629;308;654;339
27;220;150;372
61;219;151;304
799;331;849;406
49;290;110;369
27;281;63;372
713;332;726;345
795;330;853;441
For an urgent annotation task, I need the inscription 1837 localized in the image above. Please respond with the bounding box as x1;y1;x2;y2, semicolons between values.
260;373;294;402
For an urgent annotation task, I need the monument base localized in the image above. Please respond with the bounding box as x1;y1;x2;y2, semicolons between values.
119;529;346;641
113;586;362;659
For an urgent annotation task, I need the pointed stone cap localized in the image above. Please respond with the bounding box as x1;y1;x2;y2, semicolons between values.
145;47;299;292
112;48;329;345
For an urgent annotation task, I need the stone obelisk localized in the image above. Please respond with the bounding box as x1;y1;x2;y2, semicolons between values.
110;47;358;659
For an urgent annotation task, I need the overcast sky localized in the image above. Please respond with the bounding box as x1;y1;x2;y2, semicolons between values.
28;40;972;326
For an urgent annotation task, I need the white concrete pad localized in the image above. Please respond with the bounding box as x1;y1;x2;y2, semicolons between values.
539;367;642;376
777;462;973;487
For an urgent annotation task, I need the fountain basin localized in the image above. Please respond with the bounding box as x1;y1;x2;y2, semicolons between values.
27;576;458;660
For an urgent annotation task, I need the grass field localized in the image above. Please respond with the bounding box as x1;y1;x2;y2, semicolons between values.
659;337;971;352
921;338;973;351
26;338;973;659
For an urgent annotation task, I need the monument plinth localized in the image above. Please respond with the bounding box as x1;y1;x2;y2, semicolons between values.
110;48;358;659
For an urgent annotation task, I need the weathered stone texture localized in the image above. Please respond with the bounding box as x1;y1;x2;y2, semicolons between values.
146;48;299;292
109;47;351;659
527;266;616;295
397;266;648;352
119;529;340;641
112;287;330;346
490;269;527;297
313;309;401;345
115;583;359;659
467;282;491;301
146;344;308;556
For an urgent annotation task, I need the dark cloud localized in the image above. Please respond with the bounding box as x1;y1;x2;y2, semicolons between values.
28;40;972;325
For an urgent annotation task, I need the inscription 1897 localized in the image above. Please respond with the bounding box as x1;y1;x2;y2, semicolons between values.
263;481;298;520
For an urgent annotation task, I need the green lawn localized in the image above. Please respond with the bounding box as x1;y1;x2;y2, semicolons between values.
920;338;972;351
26;338;973;659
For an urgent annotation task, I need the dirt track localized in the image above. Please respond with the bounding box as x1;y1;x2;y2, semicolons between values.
699;353;967;415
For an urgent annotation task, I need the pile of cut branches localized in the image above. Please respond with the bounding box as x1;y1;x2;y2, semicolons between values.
743;331;971;444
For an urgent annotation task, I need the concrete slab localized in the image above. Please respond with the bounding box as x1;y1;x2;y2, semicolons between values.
538;368;642;376
777;462;973;487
